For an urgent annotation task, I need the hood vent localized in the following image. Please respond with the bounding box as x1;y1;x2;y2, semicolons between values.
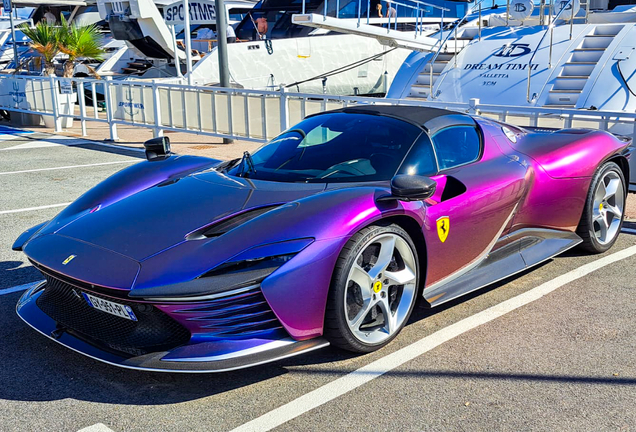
186;205;280;241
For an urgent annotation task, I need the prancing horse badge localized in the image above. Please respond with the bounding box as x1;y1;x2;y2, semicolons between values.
436;216;450;243
62;255;77;265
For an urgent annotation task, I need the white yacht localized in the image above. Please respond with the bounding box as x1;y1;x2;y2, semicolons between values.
384;0;636;112
94;0;465;94
292;0;636;186
188;0;467;94
95;0;256;78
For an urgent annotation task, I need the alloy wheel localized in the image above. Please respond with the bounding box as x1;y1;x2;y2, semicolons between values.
344;233;417;345
592;170;624;245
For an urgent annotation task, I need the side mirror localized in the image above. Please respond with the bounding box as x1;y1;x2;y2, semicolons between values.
390;175;436;201
144;136;171;161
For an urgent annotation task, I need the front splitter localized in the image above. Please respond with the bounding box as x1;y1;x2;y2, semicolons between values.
16;286;329;373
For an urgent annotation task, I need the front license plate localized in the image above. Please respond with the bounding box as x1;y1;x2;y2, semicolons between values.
82;293;138;321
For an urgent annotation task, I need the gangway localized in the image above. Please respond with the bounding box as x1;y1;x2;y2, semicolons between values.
291;0;459;53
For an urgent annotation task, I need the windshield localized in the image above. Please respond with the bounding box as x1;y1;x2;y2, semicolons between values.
227;113;422;183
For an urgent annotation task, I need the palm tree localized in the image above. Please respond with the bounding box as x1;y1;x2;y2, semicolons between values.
58;16;105;78
18;21;62;75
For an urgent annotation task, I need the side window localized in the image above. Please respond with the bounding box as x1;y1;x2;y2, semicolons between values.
431;126;481;170
398;133;437;177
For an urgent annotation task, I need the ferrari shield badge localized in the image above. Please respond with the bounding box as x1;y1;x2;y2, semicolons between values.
436;217;450;243
62;254;77;265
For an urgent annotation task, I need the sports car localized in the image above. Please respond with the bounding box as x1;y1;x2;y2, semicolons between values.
14;106;632;372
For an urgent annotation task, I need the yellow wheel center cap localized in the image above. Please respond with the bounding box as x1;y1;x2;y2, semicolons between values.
600;203;604;211
373;281;383;293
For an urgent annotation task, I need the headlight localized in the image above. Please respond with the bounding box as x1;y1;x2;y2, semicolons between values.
130;238;313;301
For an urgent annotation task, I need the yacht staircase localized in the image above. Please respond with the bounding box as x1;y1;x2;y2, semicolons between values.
544;25;623;108
122;61;153;75
409;53;456;99
408;28;478;100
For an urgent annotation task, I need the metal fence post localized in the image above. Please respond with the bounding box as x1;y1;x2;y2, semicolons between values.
279;86;289;132
48;74;62;133
77;79;87;136
152;80;163;137
468;98;480;115
104;76;119;141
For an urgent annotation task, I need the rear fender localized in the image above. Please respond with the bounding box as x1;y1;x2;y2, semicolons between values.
515;129;629;179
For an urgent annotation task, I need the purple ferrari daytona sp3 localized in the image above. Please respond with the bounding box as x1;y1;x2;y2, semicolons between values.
14;106;632;372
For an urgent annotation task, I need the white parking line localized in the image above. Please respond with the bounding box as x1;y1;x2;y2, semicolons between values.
0;160;135;176
0;137;146;153
0;280;44;296
0;203;71;215
0;134;23;142
77;423;115;432
231;244;636;432
0;139;83;150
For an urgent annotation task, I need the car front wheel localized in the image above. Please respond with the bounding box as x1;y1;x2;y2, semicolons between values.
324;223;419;353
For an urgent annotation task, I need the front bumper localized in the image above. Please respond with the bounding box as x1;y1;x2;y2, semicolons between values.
16;282;328;373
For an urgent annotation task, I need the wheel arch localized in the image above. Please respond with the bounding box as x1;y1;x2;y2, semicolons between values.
322;213;428;351
373;214;428;299
607;155;630;187
323;213;429;322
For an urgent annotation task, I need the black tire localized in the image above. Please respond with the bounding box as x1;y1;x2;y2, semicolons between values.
324;223;419;353
576;161;626;254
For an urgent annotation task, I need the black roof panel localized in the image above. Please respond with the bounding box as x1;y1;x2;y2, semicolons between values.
317;105;476;134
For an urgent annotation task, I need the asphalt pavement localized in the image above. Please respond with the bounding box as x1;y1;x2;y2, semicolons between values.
1;128;635;432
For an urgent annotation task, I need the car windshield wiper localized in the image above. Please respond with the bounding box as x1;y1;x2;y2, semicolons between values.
239;151;257;177
216;158;241;172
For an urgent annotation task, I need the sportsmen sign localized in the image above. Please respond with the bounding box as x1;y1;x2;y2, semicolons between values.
164;0;217;25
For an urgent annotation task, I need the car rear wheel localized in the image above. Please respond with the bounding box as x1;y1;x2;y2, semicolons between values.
577;161;626;254
324;223;419;353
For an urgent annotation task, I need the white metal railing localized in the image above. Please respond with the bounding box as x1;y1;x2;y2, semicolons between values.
306;0;451;32
426;0;490;100
1;75;635;144
526;0;575;103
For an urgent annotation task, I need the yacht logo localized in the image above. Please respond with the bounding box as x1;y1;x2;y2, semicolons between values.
493;43;532;58
10;81;26;105
560;0;572;10
118;88;144;117
514;2;527;11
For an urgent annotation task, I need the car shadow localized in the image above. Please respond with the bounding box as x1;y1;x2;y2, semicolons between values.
0;285;349;405
0;246;597;405
0;314;285;404
285;367;636;386
0;260;553;405
39;137;146;159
